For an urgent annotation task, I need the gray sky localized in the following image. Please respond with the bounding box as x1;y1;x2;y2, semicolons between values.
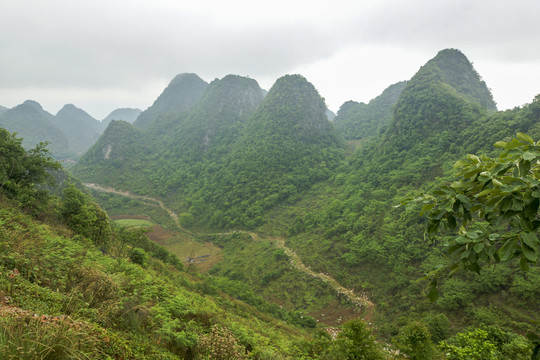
1;0;539;119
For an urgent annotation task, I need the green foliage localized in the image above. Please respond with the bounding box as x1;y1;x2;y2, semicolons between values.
325;319;385;360
0;128;61;212
61;184;111;248
440;328;498;360
427;313;451;343
411;133;540;278
395;321;437;360
439;326;532;360
196;324;248;359
129;247;149;266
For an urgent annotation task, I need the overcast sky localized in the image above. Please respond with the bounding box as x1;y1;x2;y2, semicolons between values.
1;0;539;119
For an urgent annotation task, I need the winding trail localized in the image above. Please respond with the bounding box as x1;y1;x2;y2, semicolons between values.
84;183;374;314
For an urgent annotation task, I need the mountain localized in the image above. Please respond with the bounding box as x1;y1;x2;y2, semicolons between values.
156;74;265;161
385;49;496;153
53;104;102;155
74;74;343;228
334;80;407;140
326;108;336;121
200;74;344;227
133;73;208;128
101;107;141;129
75;75;264;195
0;105;7;115
0;100;70;157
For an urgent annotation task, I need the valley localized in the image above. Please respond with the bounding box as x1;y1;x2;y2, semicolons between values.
85;182;374;325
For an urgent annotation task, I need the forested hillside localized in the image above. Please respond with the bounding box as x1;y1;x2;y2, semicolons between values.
1;127;403;359
74;74;343;229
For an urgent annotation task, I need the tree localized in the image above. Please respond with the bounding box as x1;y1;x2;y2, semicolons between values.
325;318;384;360
407;133;539;286
0;128;60;211
405;133;540;358
61;184;111;248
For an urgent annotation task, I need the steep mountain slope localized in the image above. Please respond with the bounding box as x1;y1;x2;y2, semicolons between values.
53;104;102;155
0;105;7;115
133;73;208;129
385;49;496;154
0;100;70;158
156;74;265;162
190;74;344;228
101;107;141;128
74;119;150;192
334;80;407;140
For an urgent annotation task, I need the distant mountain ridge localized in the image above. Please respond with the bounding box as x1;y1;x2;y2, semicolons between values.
0;100;70;158
53;104;102;155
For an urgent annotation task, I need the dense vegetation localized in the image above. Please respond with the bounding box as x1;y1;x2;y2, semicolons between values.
75;74;344;229
1;127;405;359
4;48;539;358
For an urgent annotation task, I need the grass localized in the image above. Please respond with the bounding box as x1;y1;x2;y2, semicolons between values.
158;233;223;273
114;218;154;228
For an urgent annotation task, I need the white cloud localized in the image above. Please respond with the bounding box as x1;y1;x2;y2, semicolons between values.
1;0;539;117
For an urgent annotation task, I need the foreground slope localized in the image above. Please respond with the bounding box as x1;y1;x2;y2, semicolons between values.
3;127;395;359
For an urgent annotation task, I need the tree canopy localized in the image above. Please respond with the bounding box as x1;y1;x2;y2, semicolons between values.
407;133;540;298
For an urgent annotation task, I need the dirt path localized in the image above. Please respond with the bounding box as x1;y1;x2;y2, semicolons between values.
84;183;374;316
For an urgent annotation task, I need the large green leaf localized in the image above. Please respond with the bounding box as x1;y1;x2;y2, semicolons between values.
499;238;517;261
521;232;539;249
517;132;534;144
522;242;537;262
